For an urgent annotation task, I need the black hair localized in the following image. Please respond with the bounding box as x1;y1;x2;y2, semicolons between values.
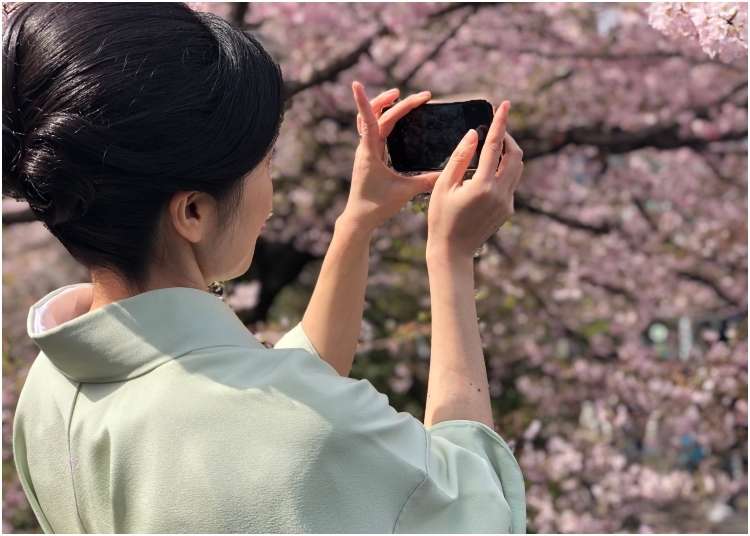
2;2;286;287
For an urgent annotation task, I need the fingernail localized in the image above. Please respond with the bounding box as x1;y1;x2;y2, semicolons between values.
421;90;431;96
465;128;477;141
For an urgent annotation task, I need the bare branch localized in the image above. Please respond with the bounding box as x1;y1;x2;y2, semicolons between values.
398;6;480;88
283;25;392;98
632;196;658;231
514;195;614;234
379;1;502;91
676;269;743;307
426;2;498;22
515;47;745;72
536;68;575;93
517;49;684;60
519;77;747;159
579;275;637;302
695;151;745;187
521;123;748;160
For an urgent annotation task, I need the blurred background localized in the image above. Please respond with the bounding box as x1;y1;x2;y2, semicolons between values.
2;2;747;533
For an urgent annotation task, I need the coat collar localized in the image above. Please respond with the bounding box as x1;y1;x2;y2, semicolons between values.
27;282;266;383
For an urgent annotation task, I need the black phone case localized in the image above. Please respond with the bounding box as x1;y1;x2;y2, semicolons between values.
384;99;493;174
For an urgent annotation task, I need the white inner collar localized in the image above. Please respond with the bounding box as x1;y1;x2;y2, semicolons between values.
32;283;94;335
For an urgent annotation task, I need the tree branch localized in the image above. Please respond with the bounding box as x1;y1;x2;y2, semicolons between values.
283;25;392;98
694;150;745;188
377;1;501;91
521;123;748;161
515;47;744;72
632;196;658;231
675;269;743;308
518;49;683;60
514;195;614;234
398;5;480;88
536;68;575;93
426;2;498;22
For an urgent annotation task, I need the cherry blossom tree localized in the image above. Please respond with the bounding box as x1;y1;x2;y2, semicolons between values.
3;2;747;533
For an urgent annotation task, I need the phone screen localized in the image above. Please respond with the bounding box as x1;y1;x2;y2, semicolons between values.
384;100;493;174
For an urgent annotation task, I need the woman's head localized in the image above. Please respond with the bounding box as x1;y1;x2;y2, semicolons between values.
3;2;286;291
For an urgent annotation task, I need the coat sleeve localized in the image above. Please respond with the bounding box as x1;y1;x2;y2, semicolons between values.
273;324;527;533
290;351;528;534
394;419;527;534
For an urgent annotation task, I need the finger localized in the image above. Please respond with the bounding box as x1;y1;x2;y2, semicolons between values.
436;129;479;191
379;90;432;138
496;132;523;190
476;100;510;183
352;81;381;153
510;160;525;192
503;133;525;191
362;89;400;157
371;88;400;118
404;170;441;194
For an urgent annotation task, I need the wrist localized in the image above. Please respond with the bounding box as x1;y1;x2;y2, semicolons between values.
426;242;473;269
335;213;376;241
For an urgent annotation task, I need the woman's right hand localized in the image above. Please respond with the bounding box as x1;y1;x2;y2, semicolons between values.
425;101;524;261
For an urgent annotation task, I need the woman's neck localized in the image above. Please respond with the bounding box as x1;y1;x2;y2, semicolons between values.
88;268;208;312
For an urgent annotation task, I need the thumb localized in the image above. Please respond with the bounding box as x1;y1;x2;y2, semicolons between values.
407;171;441;194
436;129;478;192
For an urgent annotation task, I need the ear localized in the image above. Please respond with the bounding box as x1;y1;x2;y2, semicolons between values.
168;190;214;244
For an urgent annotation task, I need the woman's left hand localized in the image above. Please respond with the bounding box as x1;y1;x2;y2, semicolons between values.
340;81;441;233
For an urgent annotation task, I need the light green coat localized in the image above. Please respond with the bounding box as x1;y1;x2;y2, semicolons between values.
13;283;526;533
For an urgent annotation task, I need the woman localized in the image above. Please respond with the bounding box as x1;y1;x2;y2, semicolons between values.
6;3;526;533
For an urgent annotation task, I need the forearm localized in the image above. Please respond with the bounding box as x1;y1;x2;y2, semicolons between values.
423;251;494;428
301;214;372;377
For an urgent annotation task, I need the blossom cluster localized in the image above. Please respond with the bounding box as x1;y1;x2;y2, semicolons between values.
647;3;748;61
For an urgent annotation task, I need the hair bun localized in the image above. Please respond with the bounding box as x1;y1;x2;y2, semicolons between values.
2;122;26;199
3;112;98;226
3;1;28;200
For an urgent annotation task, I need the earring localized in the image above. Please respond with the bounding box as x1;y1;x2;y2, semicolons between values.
208;281;225;300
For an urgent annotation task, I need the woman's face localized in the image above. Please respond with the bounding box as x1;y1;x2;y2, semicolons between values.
187;144;273;282
202;147;275;282
159;147;276;288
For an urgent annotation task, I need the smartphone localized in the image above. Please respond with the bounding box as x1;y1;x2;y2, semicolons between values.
384;99;494;174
